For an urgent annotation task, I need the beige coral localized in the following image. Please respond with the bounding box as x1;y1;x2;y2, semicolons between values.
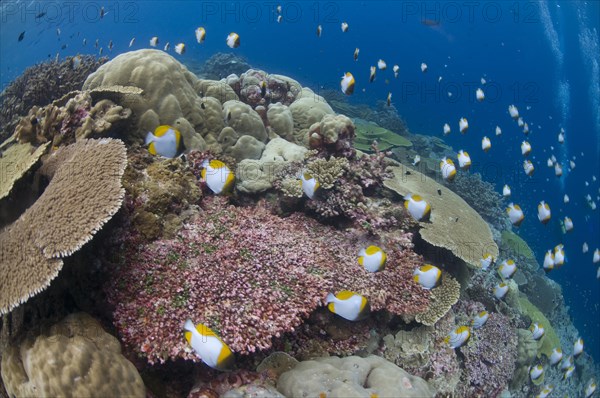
305;157;349;189
288;89;334;145
384;164;498;267
1;312;145;397
0;139;127;314
267;103;294;141
0;142;50;200
415;273;461;326
276;355;435;397
223;100;267;142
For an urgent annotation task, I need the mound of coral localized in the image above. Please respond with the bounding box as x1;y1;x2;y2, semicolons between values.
107;196;428;363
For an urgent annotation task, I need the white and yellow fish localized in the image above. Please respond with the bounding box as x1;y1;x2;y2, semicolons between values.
202;160;235;195
476;88;485;101
480;253;494;270
440;157;457;182
522;123;529;134
387;92;392;107
195;27;206;43
145;125;183;158
325;291;369;321
563;216;573;232
377;59;387;70
523;160;535;176
530;323;545;340
164;42;170;52
459;117;469;134
495;126;502;136
353;47;359;61
481;77;487;85
508;104;519;119
563;365;575;380
444;326;471;348
553;244;565;267
543;250;555;272
369;66;376;83
174;43;185;55
404;193;431;222
493;282;509;299
183;319;234;370
585;379;597;398
300;172;320;199
498;259;517;279
316;25;322;37
574;338;584;357
341;22;349;32
226;32;240;48
358;246;386;273
560;355;574;371
506;203;525;226
569;160;576;170
482;136;491;152
593;248;600;264
412;155;421;166
582;242;589;253
547;158;554;167
558;131;565;143
537;201;551;224
150;36;159;47
340;72;355;95
129;37;135;47
529;365;544;382
421;62;428;72
472;311;489;329
413;264;441;290
277;15;282;23
457;150;471;170
502;184;511;198
521;141;532;156
564;194;569;204
549;347;563;365
554;162;563;177
517;117;524;128
535;385;553;398
393;64;399;78
443;123;451;136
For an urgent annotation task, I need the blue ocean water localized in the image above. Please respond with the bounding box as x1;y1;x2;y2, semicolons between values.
1;0;599;361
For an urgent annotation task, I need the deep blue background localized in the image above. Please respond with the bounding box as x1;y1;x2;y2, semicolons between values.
1;0;599;361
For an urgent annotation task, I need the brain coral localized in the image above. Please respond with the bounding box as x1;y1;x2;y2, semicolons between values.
0;138;127;314
83;49;220;150
1;312;145;397
106;196;428;364
276;355;436;397
384;164;498;268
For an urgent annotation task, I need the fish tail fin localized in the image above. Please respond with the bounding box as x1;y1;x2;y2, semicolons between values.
183;319;195;333
144;131;155;146
325;293;336;304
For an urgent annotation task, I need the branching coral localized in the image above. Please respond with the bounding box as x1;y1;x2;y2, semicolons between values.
0;55;107;142
106;196;428;364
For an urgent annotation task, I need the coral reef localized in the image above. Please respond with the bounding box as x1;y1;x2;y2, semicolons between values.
0;55;108;142
353;118;412;152
276;355;435;397
1;312;145;397
194;52;252;80
224;69;302;108
457;312;518;397
0;139;127;314
106;196;428;363
517;294;560;358
0;141;49;201
308;114;356;158
288;89;335;145
384;164;499;268
500;230;537;271
415;273;461;326
447;172;508;230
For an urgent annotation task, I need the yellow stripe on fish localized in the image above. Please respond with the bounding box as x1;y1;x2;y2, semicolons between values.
444;325;471;348
183;319;233;370
201;159;235;194
413;264;441;290
403;194;431;221
326;291;370;321
358;246;386;272
145;125;183;158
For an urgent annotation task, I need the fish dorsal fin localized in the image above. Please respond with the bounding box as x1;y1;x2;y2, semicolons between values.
210;159;227;170
411;194;422;202
195;323;217;337
365;246;379;255
148;142;157;155
479;311;487;317
184;331;192;344
420;264;435;272
154;125;172;137
335;290;355;300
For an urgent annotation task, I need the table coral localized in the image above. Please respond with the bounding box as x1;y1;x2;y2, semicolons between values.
106;196;428;364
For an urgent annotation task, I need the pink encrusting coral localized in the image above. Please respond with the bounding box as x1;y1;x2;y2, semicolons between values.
106;196;428;364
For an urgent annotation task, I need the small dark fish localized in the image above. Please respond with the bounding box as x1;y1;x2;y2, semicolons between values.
405;170;412;176
100;6;105;19
421;18;440;27
437;189;442;196
35;11;46;19
455;217;459;222
61;44;67;50
227;112;232;121
200;102;206;110
260;81;267;97
18;31;25;41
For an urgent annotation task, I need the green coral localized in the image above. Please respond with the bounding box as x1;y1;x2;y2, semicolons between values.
305;157;348;189
517;294;560;358
353;118;411;152
501;231;535;262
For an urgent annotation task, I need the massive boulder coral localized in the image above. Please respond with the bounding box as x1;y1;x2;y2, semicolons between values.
83;49;215;150
224;69;302;108
1;312;145;397
384;164;499;268
106;196;428;363
276;355;435;397
0;139;127;315
288;89;335;145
